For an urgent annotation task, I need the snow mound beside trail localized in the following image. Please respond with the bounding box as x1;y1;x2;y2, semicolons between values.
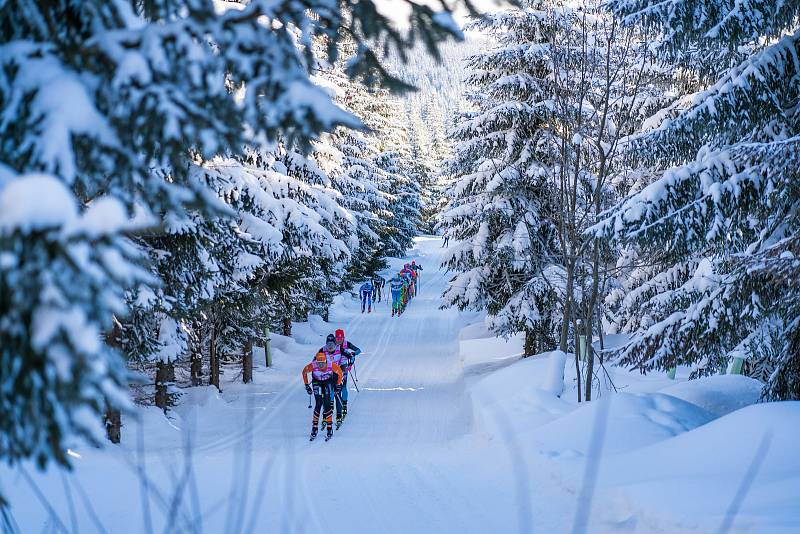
598;402;800;531
605;401;800;483
532;393;715;457
459;326;523;368
459;321;492;341
658;374;763;417
292;322;324;347
471;353;574;437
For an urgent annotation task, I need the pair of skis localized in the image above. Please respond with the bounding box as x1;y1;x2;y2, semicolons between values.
309;420;342;441
309;431;332;442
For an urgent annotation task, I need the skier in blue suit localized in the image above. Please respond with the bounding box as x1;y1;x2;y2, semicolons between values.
359;280;374;313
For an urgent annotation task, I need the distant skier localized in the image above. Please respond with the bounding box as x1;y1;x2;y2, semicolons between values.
400;270;411;310
302;351;343;441
359;279;374;313
333;328;361;425
401;265;414;300
442;232;450;248
390;274;404;317
411;261;423;294
371;274;385;303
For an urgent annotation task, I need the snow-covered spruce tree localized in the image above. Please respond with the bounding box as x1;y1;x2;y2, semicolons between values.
594;0;800;399
172;149;353;389
393;97;450;237
366;84;427;252
257;147;353;327
377;150;424;256
0;0;469;465
441;4;563;356
339;130;394;280
0;177;150;467
313;61;398;281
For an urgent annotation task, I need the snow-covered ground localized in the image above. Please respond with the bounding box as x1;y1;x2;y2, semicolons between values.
2;237;799;533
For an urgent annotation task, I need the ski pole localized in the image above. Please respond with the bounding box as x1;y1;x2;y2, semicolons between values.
351;362;361;392
308;392;312;409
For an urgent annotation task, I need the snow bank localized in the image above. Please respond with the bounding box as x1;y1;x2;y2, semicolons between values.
533;393;714;457
598;402;800;531
287;319;326;347
459;323;523;368
458;321;492;341
658;374;763;417
471;353;574;438
540;350;567;397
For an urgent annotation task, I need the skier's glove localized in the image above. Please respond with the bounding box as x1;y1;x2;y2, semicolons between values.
305;384;312;395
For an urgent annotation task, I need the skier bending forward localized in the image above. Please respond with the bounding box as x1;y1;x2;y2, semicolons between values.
302;351;343;441
332;328;361;426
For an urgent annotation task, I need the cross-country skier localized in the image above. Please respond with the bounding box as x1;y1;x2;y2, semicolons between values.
319;333;341;362
401;266;414;301
411;261;422;294
359;279;374;313
371;274;385;302
302;351;343;441
318;333;342;427
390;274;404;317
400;270;411;311
332;328;361;425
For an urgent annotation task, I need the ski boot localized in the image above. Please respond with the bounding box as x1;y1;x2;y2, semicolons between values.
325;425;333;441
310;428;318;441
336;415;343;429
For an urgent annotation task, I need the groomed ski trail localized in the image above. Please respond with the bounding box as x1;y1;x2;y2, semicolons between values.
216;237;574;533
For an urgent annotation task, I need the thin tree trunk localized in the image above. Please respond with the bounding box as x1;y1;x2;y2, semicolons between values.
574;314;582;403
155;360;174;412
210;325;220;390
190;326;203;386
584;309;595;402
523;329;536;357
104;320;124;443
282;316;292;337
243;339;253;384
104;404;121;444
560;260;575;352
585;246;602;402
597;299;605;353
